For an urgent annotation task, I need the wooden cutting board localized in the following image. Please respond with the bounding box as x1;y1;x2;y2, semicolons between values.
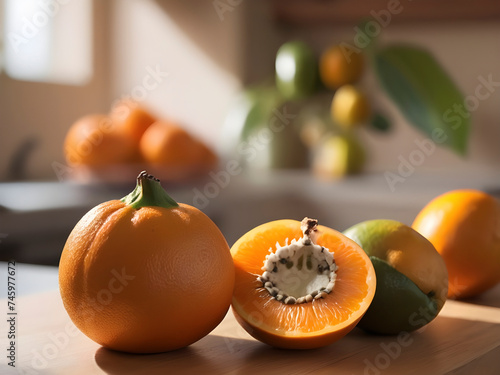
2;286;500;375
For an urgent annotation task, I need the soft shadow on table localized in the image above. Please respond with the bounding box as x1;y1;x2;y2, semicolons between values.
95;347;211;375
94;335;255;375
233;317;500;375
95;315;500;375
458;284;500;308
232;329;378;375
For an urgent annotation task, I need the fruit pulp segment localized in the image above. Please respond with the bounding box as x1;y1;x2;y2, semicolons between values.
232;223;373;335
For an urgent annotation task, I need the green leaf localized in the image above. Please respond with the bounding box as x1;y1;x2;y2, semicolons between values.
374;45;469;155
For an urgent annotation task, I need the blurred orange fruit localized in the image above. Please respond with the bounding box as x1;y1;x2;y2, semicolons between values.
196;140;219;170
412;189;500;299
139;121;218;170
320;46;364;90
110;100;156;144
64;114;138;166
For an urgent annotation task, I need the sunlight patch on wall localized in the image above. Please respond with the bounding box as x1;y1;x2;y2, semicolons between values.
3;0;93;85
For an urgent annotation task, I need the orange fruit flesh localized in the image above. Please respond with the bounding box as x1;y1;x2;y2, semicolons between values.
231;220;375;349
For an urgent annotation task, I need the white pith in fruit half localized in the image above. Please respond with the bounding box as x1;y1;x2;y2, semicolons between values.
258;218;338;304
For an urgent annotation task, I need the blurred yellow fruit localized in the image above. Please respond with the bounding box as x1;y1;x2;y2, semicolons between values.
312;133;366;179
320;46;364;90
331;85;371;128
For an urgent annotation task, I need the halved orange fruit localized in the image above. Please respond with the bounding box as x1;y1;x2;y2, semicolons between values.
231;218;376;349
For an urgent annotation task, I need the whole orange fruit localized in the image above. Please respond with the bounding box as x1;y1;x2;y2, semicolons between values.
319;45;364;90
59;171;234;353
64;114;138;166
412;189;500;299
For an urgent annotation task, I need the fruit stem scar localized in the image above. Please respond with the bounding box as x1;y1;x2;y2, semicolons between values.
301;217;319;245
258;217;338;305
121;171;179;210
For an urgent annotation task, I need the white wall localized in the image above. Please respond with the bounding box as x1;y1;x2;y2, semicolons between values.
108;0;244;146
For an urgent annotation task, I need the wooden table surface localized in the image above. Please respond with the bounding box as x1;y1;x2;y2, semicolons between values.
2;269;500;374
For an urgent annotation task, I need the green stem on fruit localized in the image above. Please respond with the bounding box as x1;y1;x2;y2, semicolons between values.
121;171;178;209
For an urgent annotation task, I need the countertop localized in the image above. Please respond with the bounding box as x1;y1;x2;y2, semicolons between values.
2;170;500;266
1;262;500;374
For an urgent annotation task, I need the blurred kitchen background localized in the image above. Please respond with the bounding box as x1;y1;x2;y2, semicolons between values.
1;0;500;266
